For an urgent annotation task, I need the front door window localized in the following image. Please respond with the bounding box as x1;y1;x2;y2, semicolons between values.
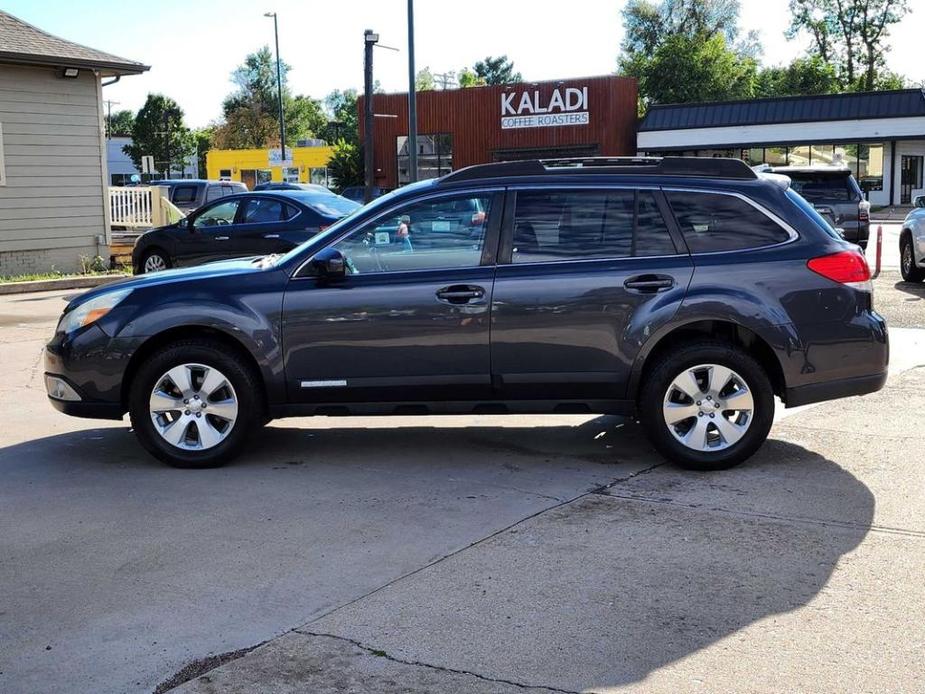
331;194;494;274
193;200;240;230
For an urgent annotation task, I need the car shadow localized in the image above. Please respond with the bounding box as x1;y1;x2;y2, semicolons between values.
0;418;874;692
894;279;925;299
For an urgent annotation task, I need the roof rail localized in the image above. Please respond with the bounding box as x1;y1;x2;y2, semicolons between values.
440;156;758;183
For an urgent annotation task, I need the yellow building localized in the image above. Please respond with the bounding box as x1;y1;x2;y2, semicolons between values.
206;146;335;189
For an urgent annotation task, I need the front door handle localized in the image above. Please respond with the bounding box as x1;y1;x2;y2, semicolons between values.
215;236;230;241
624;275;674;293
264;233;280;239
436;284;486;304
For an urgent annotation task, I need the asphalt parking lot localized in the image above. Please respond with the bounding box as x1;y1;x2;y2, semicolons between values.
2;259;925;693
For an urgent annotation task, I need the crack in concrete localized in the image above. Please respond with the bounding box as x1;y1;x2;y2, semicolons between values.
293;630;581;694
599;492;925;538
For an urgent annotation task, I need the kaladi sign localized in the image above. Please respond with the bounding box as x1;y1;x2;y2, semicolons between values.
500;87;589;130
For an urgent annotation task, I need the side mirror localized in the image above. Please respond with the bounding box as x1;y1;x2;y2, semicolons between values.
185;218;196;233
915;195;925;209
309;247;346;280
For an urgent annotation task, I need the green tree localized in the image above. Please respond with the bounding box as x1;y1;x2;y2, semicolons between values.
755;56;841;97
217;46;328;148
787;0;910;91
326;139;363;192
618;0;759;108
622;32;757;107
106;109;134;138
319;89;359;146
122;94;195;178
458;67;486;88
193;127;213;178
415;67;436;91
473;55;522;85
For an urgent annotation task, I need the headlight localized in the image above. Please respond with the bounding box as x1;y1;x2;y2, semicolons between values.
58;288;132;334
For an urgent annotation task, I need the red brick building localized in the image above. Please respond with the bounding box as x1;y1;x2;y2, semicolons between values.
359;75;638;190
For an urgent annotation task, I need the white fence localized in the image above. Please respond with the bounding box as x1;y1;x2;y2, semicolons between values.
109;186;184;230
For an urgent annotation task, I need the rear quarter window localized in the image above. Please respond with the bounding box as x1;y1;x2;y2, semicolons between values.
666;191;792;253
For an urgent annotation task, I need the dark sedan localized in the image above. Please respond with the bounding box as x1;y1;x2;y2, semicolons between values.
132;191;360;274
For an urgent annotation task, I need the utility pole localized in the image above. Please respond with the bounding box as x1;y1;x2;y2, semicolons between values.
433;72;457;90
265;12;286;159
406;0;418;183
163;111;170;180
104;99;119;139
363;30;379;204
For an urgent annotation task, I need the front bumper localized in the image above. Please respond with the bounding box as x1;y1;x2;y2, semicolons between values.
45;324;136;421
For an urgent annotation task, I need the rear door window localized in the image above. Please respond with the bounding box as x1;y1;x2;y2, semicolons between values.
511;189;677;263
172;185;198;205
666;191;791;253
241;198;285;223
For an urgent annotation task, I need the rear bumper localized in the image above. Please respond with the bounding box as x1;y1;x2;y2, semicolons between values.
784;370;887;408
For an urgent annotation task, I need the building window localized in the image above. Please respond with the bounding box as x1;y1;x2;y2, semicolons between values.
744;148;764;166
765;147;787;166
397;134;453;185
858;144;884;192
219;169;232;181
810;144;835;166
789;145;810;166
284;167;300;183
310;167;329;186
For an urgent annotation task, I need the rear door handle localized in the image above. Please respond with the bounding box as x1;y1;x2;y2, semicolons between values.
215;236;230;241
624;275;674;292
436;284;486;304
264;233;280;239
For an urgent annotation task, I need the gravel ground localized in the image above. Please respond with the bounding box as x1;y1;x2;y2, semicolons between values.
873;270;925;328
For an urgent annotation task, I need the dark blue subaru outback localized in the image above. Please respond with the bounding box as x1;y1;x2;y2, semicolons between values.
45;158;888;470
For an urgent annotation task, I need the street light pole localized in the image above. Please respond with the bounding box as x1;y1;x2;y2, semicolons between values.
406;0;418;183
265;12;286;159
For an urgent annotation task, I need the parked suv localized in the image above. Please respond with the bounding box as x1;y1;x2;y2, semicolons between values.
765;166;871;248
45;157;887;470
152;179;248;213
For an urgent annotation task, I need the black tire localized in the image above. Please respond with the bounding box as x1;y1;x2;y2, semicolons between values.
141;248;171;274
900;234;925;282
638;340;774;471
129;339;262;468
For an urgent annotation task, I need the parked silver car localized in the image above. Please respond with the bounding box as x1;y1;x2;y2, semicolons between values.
900;195;925;282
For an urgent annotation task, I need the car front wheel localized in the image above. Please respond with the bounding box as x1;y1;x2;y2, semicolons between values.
638;341;774;471
141;249;171;274
129;339;262;468
900;235;924;282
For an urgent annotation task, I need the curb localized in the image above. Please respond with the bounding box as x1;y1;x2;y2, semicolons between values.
0;274;127;296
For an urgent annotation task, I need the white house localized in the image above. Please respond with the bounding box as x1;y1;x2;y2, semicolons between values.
0;10;147;275
107;136;197;186
637;89;925;208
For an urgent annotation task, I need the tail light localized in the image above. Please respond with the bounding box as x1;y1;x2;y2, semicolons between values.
859;200;871;223
807;250;872;291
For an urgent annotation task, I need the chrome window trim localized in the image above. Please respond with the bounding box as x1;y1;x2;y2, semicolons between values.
292;187;504;279
660;186;800;256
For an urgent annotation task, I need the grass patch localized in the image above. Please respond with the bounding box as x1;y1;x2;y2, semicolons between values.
0;269;130;284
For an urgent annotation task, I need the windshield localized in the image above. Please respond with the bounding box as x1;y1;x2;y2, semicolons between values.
273;181;437;267
786;189;843;240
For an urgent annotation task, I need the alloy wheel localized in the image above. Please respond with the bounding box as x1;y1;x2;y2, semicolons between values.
149;363;238;450
662;363;754;452
144;254;167;273
903;243;913;275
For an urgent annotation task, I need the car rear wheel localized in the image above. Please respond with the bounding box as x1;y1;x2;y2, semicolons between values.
129;339;262;468
638;341;774;471
142;249;170;274
900;235;924;282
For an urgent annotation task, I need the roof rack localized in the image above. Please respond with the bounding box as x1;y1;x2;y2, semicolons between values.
440;156;758;183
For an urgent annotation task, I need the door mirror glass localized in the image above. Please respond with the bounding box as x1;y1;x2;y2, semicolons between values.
309;247;347;280
915;195;925;208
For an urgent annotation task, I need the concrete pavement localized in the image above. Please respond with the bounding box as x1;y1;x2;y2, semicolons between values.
1;287;923;694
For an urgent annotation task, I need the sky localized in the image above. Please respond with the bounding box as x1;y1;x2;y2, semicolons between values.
4;0;922;128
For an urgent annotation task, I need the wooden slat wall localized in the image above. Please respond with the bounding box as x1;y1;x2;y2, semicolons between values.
360;75;638;190
0;64;104;263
